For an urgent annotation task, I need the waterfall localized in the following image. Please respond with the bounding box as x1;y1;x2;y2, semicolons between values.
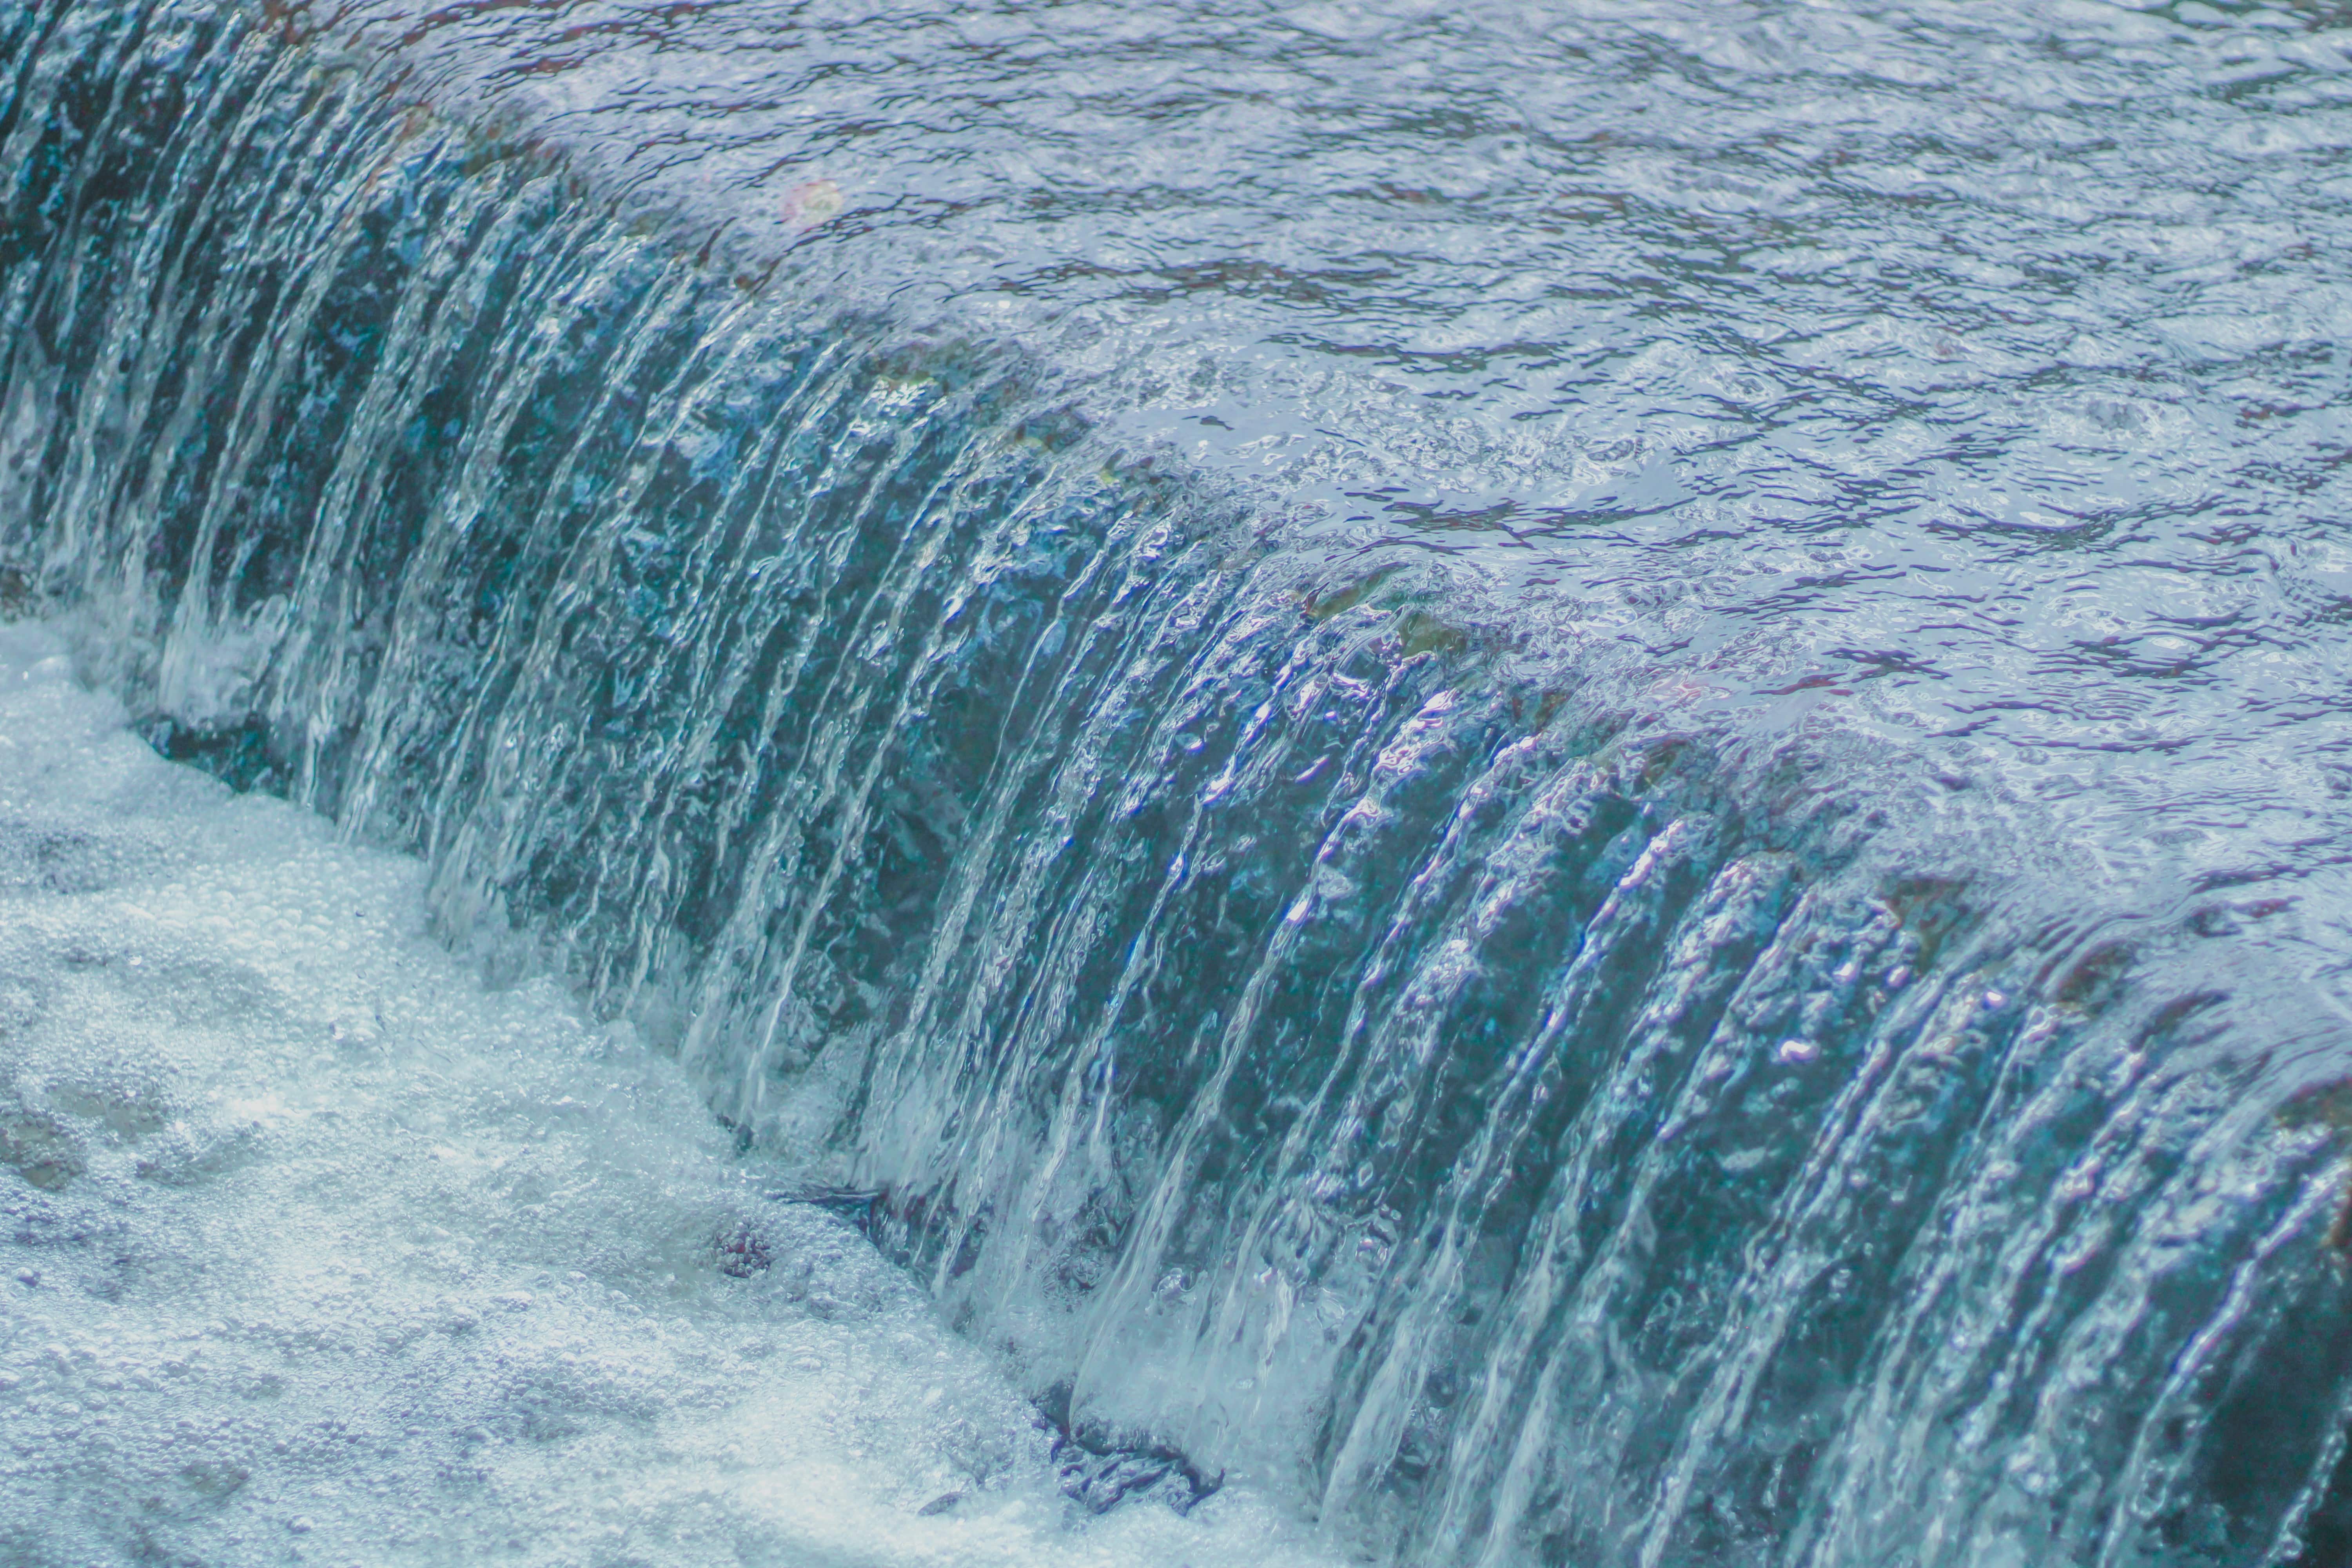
6;2;2351;1563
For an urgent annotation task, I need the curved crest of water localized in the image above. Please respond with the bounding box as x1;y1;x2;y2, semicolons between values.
6;2;2352;1563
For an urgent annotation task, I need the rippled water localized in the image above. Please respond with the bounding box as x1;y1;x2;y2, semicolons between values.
8;0;2352;1564
379;3;2352;698
361;0;2352;958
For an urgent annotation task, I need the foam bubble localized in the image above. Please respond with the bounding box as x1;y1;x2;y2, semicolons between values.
0;622;1338;1568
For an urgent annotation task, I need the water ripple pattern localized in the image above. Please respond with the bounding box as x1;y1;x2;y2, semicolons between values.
6;1;2352;1565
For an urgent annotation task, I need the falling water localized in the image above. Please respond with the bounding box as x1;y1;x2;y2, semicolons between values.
7;0;2352;1563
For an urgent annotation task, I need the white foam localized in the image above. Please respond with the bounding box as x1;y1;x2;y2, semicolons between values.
0;622;1340;1568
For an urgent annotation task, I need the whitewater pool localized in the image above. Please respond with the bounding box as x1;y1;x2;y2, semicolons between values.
0;621;1336;1568
7;0;2352;1562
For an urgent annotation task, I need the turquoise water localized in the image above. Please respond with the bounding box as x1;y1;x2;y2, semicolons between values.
5;0;2352;1562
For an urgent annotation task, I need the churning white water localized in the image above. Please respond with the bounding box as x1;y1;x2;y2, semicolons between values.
0;621;1336;1568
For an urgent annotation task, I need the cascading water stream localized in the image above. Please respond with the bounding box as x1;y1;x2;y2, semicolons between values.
7;0;2352;1564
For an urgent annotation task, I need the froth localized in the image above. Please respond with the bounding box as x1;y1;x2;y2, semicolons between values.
0;622;1334;1568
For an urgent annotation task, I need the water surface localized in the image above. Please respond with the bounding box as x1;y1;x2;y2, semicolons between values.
6;0;2352;1563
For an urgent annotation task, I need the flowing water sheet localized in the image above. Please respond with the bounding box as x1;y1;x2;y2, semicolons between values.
9;0;2352;1563
0;619;1338;1568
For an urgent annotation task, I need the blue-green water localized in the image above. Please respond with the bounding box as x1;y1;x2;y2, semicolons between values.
5;0;2352;1562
